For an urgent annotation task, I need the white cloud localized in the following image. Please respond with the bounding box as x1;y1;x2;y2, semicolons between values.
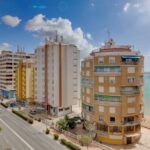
86;33;92;40
133;3;140;9
91;2;95;7
123;2;131;12
25;14;95;57
1;15;21;27
0;43;12;50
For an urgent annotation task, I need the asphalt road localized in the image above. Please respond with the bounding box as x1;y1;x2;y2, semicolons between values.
0;106;67;150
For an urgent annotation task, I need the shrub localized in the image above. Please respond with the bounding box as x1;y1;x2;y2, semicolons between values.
1;102;8;108
38;118;41;122
78;135;92;147
45;128;49;134
53;134;59;140
12;109;33;124
60;138;81;150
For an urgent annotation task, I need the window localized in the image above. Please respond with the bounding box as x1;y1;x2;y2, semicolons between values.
140;104;144;113
127;97;135;103
82;96;85;101
59;108;63;112
82;88;85;93
128;108;135;113
86;97;90;103
99;116;104;122
86;71;90;76
128;77;135;83
109;57;115;64
109;77;115;83
104;68;110;72
99;106;104;112
86;62;90;67
109;107;116;113
110;117;115;122
99;86;104;93
86;88;90;94
128;67;135;73
109;87;115;93
98;57;104;64
82;71;84;76
99;77;104;83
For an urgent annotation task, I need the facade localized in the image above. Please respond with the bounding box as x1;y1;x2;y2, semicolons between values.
0;50;34;99
35;40;80;116
81;38;144;145
15;58;35;103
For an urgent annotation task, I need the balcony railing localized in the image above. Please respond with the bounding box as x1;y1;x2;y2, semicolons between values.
123;120;141;126
94;71;121;75
120;89;140;95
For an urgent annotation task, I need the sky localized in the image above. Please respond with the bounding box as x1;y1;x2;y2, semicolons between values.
0;0;150;71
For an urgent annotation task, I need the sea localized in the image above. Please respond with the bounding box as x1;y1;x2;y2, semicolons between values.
144;74;150;115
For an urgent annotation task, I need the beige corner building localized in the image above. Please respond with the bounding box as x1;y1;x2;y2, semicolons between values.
15;58;35;103
81;38;144;144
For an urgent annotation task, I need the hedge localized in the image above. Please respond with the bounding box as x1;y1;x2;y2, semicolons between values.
1;102;8;108
60;139;81;150
12;109;33;124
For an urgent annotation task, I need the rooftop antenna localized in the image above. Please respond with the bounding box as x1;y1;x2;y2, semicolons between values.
45;37;48;44
107;29;111;40
60;35;63;42
55;30;58;42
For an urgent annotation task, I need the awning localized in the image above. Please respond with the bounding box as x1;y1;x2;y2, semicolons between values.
122;56;141;59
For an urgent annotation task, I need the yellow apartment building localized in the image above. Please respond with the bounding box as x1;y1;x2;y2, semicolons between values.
81;38;144;145
15;59;35;103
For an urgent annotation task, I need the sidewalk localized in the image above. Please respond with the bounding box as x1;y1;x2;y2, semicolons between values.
31;120;107;150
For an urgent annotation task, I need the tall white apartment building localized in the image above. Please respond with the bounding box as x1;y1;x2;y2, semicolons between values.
35;40;80;116
0;50;34;99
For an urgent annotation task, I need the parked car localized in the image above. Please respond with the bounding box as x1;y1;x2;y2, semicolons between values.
73;116;83;124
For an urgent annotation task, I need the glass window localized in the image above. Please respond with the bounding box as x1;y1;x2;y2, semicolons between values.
128;67;135;73
99;86;104;93
98;57;104;64
109;87;115;93
109;107;116;113
109;57;115;64
86;62;90;67
99;77;104;83
109;77;115;83
99;106;104;112
127;97;135;103
110;117;115;122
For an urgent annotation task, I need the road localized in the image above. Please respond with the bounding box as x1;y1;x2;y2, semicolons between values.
0;106;67;150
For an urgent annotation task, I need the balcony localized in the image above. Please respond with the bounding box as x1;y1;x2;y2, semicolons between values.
121;56;142;65
123;120;141;126
82;103;94;114
81;79;93;87
121;79;144;86
94;94;121;105
120;87;140;95
94;66;121;75
123;116;141;126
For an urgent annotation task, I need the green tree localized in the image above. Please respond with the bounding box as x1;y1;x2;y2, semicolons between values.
56;118;68;130
78;134;92;150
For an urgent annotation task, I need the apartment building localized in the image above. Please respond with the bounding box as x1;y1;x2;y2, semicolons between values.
35;39;80;116
81;38;144;144
0;50;34;99
15;58;35;103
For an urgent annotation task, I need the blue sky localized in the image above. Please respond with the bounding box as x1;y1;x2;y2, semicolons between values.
0;0;150;71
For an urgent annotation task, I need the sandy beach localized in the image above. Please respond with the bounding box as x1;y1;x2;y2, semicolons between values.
142;115;150;129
